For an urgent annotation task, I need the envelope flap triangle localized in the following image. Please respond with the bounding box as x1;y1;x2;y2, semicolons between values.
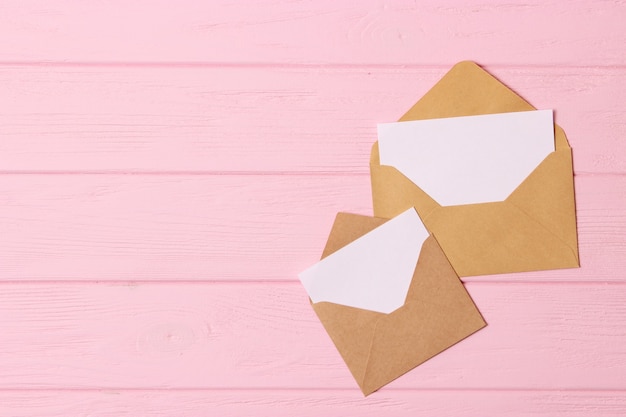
395;61;570;151
400;61;535;121
321;212;388;258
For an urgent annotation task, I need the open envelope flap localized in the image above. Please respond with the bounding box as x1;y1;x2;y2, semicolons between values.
312;213;485;395
320;213;388;258
370;61;579;276
398;60;538;121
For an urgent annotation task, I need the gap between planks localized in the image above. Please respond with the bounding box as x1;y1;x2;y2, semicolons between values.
0;280;624;285
0;387;625;393
2;389;626;417
0;172;622;177
1;62;626;70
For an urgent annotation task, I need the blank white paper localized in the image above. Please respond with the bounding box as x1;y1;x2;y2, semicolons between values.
377;110;555;206
298;208;428;314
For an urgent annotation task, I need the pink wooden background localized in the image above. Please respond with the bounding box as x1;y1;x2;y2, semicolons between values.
1;1;625;415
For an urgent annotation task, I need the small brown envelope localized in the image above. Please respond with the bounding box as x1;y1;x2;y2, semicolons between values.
311;212;486;396
370;61;579;277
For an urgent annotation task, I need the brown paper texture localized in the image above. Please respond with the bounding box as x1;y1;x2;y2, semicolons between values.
370;61;579;276
312;212;486;395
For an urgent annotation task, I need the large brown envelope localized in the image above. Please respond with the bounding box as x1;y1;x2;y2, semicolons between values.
311;212;486;396
370;61;579;277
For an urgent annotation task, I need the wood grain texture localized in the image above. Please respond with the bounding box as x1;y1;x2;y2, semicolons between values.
0;0;625;66
2;390;626;417
1;66;624;173
0;174;370;281
0;282;625;390
0;174;623;282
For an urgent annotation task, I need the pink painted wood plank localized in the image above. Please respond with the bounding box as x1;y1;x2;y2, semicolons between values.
0;282;625;389
1;66;624;173
0;174;369;281
0;174;623;282
1;390;626;417
0;1;624;66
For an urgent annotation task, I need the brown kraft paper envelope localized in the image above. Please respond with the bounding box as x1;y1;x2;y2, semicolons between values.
311;212;486;396
370;61;579;277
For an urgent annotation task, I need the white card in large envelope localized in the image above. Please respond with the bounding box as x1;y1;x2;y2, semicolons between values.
298;208;428;314
377;109;555;206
